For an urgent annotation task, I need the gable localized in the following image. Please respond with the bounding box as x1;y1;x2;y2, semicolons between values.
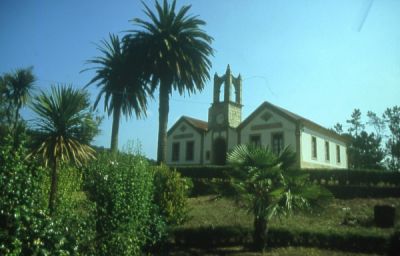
167;116;206;138
238;102;297;132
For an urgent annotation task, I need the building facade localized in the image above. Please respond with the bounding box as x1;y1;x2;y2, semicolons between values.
166;65;348;169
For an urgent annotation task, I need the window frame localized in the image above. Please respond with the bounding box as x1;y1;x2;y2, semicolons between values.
172;142;180;162
336;144;341;163
271;132;284;155
249;134;262;147
311;136;317;159
185;140;195;161
325;141;330;161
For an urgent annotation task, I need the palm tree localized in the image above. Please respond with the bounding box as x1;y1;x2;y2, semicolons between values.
226;145;332;251
84;34;149;154
3;67;35;141
126;0;214;163
30;85;96;214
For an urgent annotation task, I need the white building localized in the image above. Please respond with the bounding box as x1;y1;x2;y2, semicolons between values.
167;65;348;169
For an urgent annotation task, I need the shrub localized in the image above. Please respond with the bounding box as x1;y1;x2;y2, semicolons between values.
39;165;97;254
84;152;159;255
0;136;72;255
153;164;192;226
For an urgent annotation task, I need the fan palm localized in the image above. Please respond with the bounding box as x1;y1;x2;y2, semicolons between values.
84;34;150;154
30;85;96;214
126;0;214;163
226;144;332;251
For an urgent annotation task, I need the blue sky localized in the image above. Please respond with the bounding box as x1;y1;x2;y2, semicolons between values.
1;0;399;159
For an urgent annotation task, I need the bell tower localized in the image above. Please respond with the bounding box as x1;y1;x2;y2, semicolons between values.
208;65;243;130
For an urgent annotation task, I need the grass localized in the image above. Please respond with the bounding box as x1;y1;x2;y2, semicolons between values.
182;196;400;237
166;246;382;256
170;196;400;255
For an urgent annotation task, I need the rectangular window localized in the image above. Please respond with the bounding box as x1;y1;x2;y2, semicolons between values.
325;141;330;161
186;141;194;161
205;150;210;161
172;142;180;162
272;133;284;155
336;145;341;163
249;134;261;147
311;136;317;159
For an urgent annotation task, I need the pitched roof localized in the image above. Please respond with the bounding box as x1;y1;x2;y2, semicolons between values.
167;116;208;136
183;116;208;131
239;101;347;143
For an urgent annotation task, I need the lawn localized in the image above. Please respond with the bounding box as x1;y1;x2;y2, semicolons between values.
170;196;400;255
182;196;399;235
167;246;382;256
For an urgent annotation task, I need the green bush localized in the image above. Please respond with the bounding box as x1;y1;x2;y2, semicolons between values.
0;136;73;255
84;152;161;255
153;165;192;226
39;165;97;254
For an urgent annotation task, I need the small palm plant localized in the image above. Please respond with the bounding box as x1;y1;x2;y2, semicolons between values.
30;85;97;214
226;144;332;251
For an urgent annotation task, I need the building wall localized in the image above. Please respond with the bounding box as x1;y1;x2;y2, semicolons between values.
239;109;297;152
166;121;203;165
300;127;348;169
227;127;238;152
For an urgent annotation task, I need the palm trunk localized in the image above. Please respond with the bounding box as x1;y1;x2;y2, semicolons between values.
13;105;20;148
110;101;122;155
253;215;268;251
48;156;58;215
14;106;19;131
157;82;169;164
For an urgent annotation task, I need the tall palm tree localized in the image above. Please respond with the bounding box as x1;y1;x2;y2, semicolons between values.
3;67;35;141
84;34;149;154
126;0;214;163
30;85;96;214
226;145;332;251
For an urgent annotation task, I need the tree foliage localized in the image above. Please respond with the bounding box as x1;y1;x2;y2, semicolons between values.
84;34;150;154
346;109;365;137
338;107;400;171
126;0;214;163
383;106;400;171
0;67;35;147
347;131;385;170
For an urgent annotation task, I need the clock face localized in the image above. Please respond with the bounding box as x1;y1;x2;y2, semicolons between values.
216;113;224;124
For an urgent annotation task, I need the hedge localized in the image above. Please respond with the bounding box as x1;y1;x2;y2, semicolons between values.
173;226;391;254
326;186;400;199
175;166;400;187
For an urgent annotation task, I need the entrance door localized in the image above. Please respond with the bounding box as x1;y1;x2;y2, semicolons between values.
213;137;227;165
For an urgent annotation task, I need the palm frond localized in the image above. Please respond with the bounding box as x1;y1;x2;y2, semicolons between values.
30;84;96;167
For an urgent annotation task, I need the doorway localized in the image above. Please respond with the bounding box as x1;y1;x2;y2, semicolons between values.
213;137;227;165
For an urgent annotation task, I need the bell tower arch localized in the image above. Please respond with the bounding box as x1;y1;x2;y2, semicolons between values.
208;65;243;129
